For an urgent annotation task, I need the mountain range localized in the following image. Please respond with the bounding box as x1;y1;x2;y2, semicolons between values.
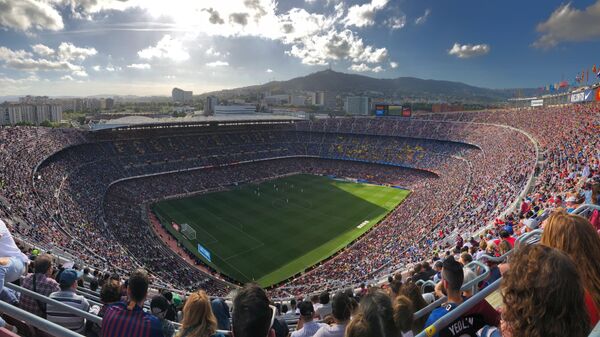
206;70;537;103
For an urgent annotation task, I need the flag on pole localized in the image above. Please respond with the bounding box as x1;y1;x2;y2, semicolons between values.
593;64;598;73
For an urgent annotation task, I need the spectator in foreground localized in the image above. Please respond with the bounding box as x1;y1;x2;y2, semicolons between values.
101;269;163;337
291;301;324;337
399;282;427;332
393;295;415;337
232;283;275;337
501;244;590;337
345;289;397;337
424;257;499;337
540;209;600;326
315;291;332;319
314;291;352;337
151;295;176;337
211;297;231;331
175;290;223;337
89;280;122;336
0;219;29;292
19;254;59;317
47;269;90;334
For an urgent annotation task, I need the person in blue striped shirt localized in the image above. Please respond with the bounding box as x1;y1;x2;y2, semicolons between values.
47;268;90;334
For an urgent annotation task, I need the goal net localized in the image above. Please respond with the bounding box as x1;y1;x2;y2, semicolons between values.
181;223;196;240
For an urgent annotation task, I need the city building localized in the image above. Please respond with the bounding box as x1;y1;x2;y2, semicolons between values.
0;102;63;125
289;95;307;106
172;87;193;103
344;96;370;115
204;96;218;115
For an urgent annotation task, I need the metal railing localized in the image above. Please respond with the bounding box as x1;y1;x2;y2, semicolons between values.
0;301;83;337
572;204;600;218
5;283;102;325
415;278;502;337
413;260;490;320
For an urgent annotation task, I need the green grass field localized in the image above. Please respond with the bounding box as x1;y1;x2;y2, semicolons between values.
151;174;409;287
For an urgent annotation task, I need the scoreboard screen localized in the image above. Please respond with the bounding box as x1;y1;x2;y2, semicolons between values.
373;104;412;117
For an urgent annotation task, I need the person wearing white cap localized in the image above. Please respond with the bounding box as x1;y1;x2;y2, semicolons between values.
0;219;28;293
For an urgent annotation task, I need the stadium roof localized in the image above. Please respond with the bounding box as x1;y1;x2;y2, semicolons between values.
89;113;305;131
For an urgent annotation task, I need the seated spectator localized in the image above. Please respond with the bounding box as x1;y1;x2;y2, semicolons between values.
151;295;176;337
284;298;299;318
432;260;443;283
459;253;477;297
232;283;276;337
315;291;332;319
162;291;178;322
399;282;427;332
90;279;99;292
388;279;403;298
540;209;600;326
424;257;499;337
501;244;591;337
393;295;415;337
175;290;223;337
101;269;163;337
19;254;59;318
291;301;324;337
89;280;122;336
345;289;397;337
47;269;90;334
314;291;352;337
211;297;231;331
0;219;29;292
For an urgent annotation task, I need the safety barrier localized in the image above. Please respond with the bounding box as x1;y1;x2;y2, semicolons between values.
413;260;489;320
0;301;83;337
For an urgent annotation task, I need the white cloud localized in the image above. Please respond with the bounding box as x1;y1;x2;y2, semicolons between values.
0;46;83;71
0;0;64;32
58;42;97;61
390;61;398;69
448;42;490;58
206;61;229;67
60;75;74;81
343;0;389;28
72;69;88;77
138;35;190;62
105;64;120;71
92;65;101;71
349;63;383;72
266;68;273;73
127;63;151;69
533;1;600;48
205;47;221;57
415;9;430;25
31;43;54;56
385;15;406;30
287;29;387;65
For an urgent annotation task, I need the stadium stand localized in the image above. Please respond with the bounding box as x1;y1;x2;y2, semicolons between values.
0;101;598;336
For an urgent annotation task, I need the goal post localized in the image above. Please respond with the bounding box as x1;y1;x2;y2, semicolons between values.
181;223;196;240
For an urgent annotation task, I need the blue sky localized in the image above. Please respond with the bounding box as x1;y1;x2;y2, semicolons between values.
1;0;600;96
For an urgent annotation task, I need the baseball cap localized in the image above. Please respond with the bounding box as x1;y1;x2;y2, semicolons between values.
502;225;514;235
59;269;83;287
524;217;540;230
298;301;314;317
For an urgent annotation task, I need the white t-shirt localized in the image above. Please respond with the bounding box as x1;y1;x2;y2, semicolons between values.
0;220;28;262
291;321;325;337
315;303;332;319
313;323;347;337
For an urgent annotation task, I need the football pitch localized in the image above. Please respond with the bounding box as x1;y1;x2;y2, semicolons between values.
151;174;409;287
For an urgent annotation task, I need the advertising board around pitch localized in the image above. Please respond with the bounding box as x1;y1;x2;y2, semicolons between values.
198;243;212;262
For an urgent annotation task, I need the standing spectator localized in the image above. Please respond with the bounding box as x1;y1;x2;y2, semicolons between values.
501;245;590;337
151;295;176;337
345;289;397;337
47;269;90;334
232;284;276;337
176;290;224;337
211;297;231;331
424;257;499;337
161;291;178;322
540;209;600;326
291;301;324;337
19;254;59;317
101;269;164;337
0;219;28;292
314;291;351;337
315;291;332;319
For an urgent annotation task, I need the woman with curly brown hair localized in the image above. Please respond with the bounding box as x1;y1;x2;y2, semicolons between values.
501;244;590;337
540;208;600;325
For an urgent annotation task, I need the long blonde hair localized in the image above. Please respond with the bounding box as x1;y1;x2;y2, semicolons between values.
176;290;218;337
541;208;600;311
